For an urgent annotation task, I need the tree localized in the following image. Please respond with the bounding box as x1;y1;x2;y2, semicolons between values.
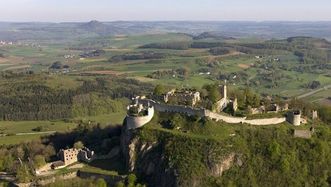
280;156;290;173
182;67;190;79
153;84;166;96
14;147;25;160
50;61;63;69
307;80;321;89
95;178;107;187
115;181;125;187
3;155;15;172
268;141;281;162
127;174;137;187
203;84;221;103
74;141;84;149
16;164;32;183
33;155;46;169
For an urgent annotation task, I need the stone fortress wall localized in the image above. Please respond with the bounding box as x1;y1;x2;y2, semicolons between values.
126;98;288;128
125;105;155;130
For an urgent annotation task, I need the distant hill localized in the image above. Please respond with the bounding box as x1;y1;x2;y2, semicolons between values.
286;36;331;48
193;32;235;40
79;20;122;36
1;21;331;42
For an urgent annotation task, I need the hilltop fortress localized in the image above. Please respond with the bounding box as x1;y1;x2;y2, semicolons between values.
124;85;307;130
125;97;289;130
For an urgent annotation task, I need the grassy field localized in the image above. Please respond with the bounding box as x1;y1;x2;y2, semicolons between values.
0;134;45;145
74;112;126;127
0;112;126;145
0;120;76;134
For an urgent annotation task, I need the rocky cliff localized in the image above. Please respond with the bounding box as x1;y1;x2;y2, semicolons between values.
120;124;242;187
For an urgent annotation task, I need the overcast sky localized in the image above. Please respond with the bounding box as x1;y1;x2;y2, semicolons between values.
1;0;331;22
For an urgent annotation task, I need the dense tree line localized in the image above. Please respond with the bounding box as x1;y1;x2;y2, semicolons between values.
139;41;192;50
192;32;235;40
0;83;74;120
147;68;190;80
209;47;231;55
109;52;167;62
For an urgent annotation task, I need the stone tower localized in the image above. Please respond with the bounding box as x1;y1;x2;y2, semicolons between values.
222;80;227;100
287;110;301;126
232;98;238;112
312;110;318;120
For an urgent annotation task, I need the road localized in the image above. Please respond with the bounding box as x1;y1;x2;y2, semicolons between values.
296;84;331;99
15;131;56;136
0;131;56;137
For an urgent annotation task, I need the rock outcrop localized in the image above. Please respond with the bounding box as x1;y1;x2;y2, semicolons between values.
120;124;242;187
121;127;177;187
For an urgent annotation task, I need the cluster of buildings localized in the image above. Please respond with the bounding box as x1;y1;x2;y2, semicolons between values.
64;54;75;59
0;41;14;46
255;55;280;62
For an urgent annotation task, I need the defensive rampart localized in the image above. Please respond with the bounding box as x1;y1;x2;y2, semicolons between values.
135;99;286;127
125;106;154;130
243;117;286;125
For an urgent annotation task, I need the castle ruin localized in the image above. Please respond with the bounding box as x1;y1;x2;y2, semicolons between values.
164;89;201;106
124;84;306;130
125;101;155;130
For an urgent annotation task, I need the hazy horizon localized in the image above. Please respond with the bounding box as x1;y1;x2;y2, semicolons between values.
1;0;331;22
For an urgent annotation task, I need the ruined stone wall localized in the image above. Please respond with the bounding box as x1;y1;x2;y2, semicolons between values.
204;110;245;124
214;98;227;113
154;103;205;117
138;99;205;117
130;99;287;128
244;117;286;125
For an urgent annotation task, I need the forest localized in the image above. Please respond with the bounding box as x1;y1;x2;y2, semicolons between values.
0;73;153;121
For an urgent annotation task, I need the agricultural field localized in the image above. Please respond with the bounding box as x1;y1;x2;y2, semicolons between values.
65;33;331;100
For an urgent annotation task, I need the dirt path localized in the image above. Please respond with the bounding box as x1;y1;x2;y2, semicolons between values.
68;163;85;169
0;131;56;137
